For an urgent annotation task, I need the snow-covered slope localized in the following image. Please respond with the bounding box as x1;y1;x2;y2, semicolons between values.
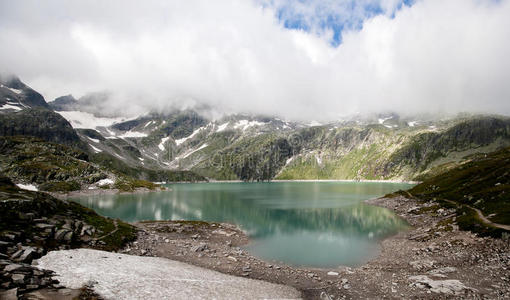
56;111;133;129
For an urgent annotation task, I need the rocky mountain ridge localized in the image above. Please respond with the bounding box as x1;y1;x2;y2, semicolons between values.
2;75;510;183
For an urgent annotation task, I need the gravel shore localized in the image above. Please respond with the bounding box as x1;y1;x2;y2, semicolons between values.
123;195;510;299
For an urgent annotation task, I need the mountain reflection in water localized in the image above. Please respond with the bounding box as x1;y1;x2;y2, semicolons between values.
74;181;413;267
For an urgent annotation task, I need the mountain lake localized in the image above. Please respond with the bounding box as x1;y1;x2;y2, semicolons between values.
73;181;414;267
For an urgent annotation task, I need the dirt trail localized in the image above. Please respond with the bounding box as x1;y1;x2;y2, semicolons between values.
404;191;510;231
441;198;510;231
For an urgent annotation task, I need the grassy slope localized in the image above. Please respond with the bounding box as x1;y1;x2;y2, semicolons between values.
276;126;409;180
277;117;510;181
407;146;510;236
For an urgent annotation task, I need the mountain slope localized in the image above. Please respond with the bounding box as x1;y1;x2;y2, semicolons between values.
4;74;503;183
56;103;510;182
0;75;49;112
408;146;510;231
0;108;85;148
0;136;107;191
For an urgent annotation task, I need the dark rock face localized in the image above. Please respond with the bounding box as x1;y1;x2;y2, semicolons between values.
233;137;293;181
0;108;82;147
76;128;106;141
48;94;78;111
0;75;49;109
111;118;149;131
386;117;510;175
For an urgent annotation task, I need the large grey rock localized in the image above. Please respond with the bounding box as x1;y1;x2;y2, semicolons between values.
18;247;36;263
0;288;18;300
35;223;55;230
409;259;435;270
428;267;458;275
10;249;23;260
4;263;22;272
55;229;70;241
11;273;26;284
409;275;474;295
63;231;73;242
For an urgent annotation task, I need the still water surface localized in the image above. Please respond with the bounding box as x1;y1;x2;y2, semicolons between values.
73;181;413;267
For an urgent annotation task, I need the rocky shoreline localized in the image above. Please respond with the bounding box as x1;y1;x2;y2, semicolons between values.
49;186;166;200
2;192;509;299
0;179;137;300
121;195;510;299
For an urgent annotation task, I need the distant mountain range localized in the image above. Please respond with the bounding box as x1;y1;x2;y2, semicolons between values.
1;75;510;188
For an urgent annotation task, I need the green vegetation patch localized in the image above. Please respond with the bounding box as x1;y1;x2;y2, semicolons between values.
39;180;81;192
113;178;158;192
408;146;510;237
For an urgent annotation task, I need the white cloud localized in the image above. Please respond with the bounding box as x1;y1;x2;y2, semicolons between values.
0;0;509;121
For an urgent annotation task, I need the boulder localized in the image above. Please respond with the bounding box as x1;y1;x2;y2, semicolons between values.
55;229;70;241
4;264;23;272
0;288;18;300
409;275;474;295
63;231;73;242
409;259;435;270
11;273;26;284
18;247;36;263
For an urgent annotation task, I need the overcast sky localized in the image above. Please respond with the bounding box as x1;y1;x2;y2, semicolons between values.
1;0;509;120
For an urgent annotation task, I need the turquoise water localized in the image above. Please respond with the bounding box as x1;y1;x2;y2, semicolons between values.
73;181;413;267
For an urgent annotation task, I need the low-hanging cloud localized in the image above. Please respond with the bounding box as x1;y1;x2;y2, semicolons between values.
1;0;509;121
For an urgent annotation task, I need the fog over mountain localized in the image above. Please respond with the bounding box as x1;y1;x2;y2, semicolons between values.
1;0;510;121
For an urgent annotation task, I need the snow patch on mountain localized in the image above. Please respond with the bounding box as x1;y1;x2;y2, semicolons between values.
158;137;170;151
180;143;208;159
118;131;148;138
0;104;22;111
89;144;102;153
175;126;206;146
233;120;265;131
6;87;22;94
378;116;394;124
308;120;322;127
57;111;129;129
97;178;114;186
216;122;229;132
16;183;38;191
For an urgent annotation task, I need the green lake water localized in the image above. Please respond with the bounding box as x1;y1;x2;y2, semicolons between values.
73;181;413;267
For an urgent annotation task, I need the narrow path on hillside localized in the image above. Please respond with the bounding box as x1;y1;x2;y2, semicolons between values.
403;191;510;231
466;203;510;231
